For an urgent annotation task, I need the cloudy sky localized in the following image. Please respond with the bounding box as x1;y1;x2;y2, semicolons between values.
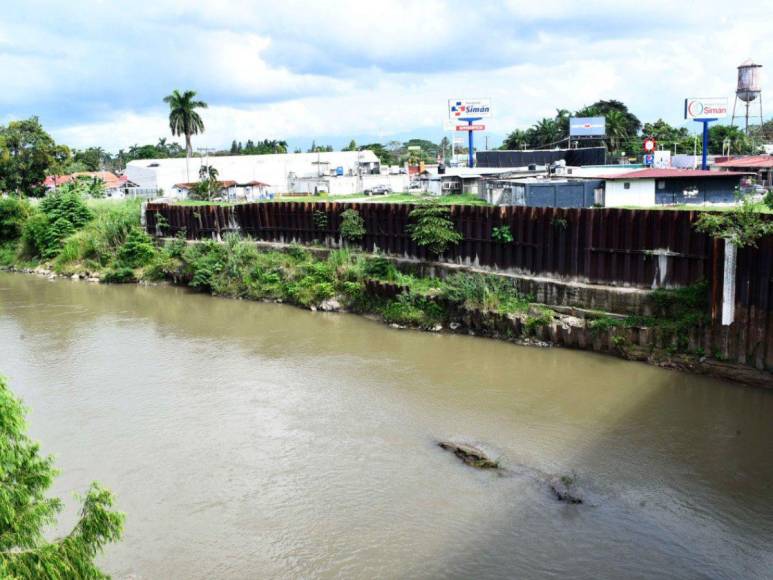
1;0;771;152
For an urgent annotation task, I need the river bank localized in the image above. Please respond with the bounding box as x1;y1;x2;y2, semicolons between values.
4;238;770;388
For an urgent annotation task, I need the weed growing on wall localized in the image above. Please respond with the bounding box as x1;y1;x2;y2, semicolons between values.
491;225;513;243
408;200;462;256
339;209;365;242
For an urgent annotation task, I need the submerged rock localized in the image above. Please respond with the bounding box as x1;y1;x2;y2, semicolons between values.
438;441;499;469
549;475;583;504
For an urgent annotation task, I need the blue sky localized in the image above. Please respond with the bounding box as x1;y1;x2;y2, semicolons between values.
1;0;771;152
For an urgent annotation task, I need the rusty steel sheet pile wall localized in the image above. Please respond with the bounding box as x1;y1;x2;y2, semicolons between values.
145;202;773;372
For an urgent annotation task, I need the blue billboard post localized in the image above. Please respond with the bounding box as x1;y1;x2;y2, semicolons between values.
449;100;492;168
697;119;714;170
459;117;482;167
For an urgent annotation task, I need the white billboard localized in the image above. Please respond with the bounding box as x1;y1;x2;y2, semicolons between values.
684;97;728;119
448;99;492;119
569;116;606;137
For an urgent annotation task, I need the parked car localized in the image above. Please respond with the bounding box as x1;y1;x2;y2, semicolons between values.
364;185;392;196
407;181;422;191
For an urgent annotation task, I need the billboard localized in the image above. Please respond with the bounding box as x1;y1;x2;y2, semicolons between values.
569;117;606;137
455;124;485;131
448;99;492;119
684;97;728;119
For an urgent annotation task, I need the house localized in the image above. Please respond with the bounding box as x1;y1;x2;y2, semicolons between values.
713;155;773;187
599;168;750;207
44;171;138;198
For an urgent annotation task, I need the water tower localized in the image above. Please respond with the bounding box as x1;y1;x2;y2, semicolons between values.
730;59;763;135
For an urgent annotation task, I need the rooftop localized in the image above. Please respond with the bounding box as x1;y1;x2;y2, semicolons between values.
714;155;773;169
598;168;752;180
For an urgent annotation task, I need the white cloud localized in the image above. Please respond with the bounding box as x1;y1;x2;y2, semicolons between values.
4;0;773;150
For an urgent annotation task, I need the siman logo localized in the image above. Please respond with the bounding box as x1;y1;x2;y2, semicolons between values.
449;99;492;118
685;97;728;119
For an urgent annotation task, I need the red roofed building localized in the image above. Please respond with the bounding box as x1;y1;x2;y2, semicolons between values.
714;155;773;186
44;171;136;197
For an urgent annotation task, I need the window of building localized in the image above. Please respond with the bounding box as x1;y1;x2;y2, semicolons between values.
657;180;666;190
623;182;631;190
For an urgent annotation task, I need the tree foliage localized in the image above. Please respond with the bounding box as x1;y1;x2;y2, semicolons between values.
0;117;61;197
0;376;124;579
163;89;208;157
408;200;462;255
694;193;773;248
22;183;94;259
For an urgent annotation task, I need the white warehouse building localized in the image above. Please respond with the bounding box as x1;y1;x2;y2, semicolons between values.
125;151;407;198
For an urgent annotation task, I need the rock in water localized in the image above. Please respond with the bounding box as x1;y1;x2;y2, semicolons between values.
438;441;499;469
549;475;583;504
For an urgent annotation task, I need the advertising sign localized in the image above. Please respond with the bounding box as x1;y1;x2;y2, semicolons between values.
569;116;606;137
643;137;656;152
456;124;485;131
684;97;728;119
448;99;492;119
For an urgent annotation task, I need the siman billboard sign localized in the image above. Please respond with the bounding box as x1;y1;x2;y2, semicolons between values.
684;97;728;120
448;99;492;119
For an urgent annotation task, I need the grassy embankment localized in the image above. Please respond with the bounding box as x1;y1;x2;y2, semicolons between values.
0;193;709;355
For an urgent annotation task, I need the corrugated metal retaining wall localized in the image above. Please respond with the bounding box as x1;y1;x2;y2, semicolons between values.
145;202;773;371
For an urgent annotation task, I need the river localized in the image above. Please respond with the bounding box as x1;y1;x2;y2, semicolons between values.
0;272;771;579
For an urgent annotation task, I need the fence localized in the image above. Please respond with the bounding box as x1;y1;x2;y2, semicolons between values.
145;202;773;372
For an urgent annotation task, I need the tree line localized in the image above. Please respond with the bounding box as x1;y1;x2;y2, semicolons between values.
501;99;771;156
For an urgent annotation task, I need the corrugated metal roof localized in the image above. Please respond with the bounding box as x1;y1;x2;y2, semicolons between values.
600;168;752;180
714;155;773;168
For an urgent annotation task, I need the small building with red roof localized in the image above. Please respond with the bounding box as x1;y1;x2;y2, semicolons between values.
713;155;773;187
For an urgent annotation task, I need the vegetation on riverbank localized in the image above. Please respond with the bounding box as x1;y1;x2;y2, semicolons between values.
0;187;729;366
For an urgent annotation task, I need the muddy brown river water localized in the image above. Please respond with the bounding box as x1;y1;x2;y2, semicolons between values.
1;272;771;579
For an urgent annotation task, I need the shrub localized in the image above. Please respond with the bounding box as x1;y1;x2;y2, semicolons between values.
116;228;156;268
382;293;443;327
441;272;529;313
362;255;398;280
21;187;93;259
101;266;136;283
339;208;366;242
408;200;461;256
491;225;513;243
0;196;31;242
694;193;773;248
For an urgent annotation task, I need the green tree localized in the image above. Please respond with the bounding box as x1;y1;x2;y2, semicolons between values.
575;99;641;137
0;117;60;197
501;129;531;150
0;375;124;578
530;118;562;147
605;110;629;153
708;125;754;155
163;89;208;157
343;139;358;152
359;143;395;166
408;200;462;256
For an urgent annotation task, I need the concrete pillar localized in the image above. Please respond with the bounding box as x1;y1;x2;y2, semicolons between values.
721;240;737;326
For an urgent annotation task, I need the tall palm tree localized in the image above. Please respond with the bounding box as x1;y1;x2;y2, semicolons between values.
605;110;628;154
163;90;208;157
